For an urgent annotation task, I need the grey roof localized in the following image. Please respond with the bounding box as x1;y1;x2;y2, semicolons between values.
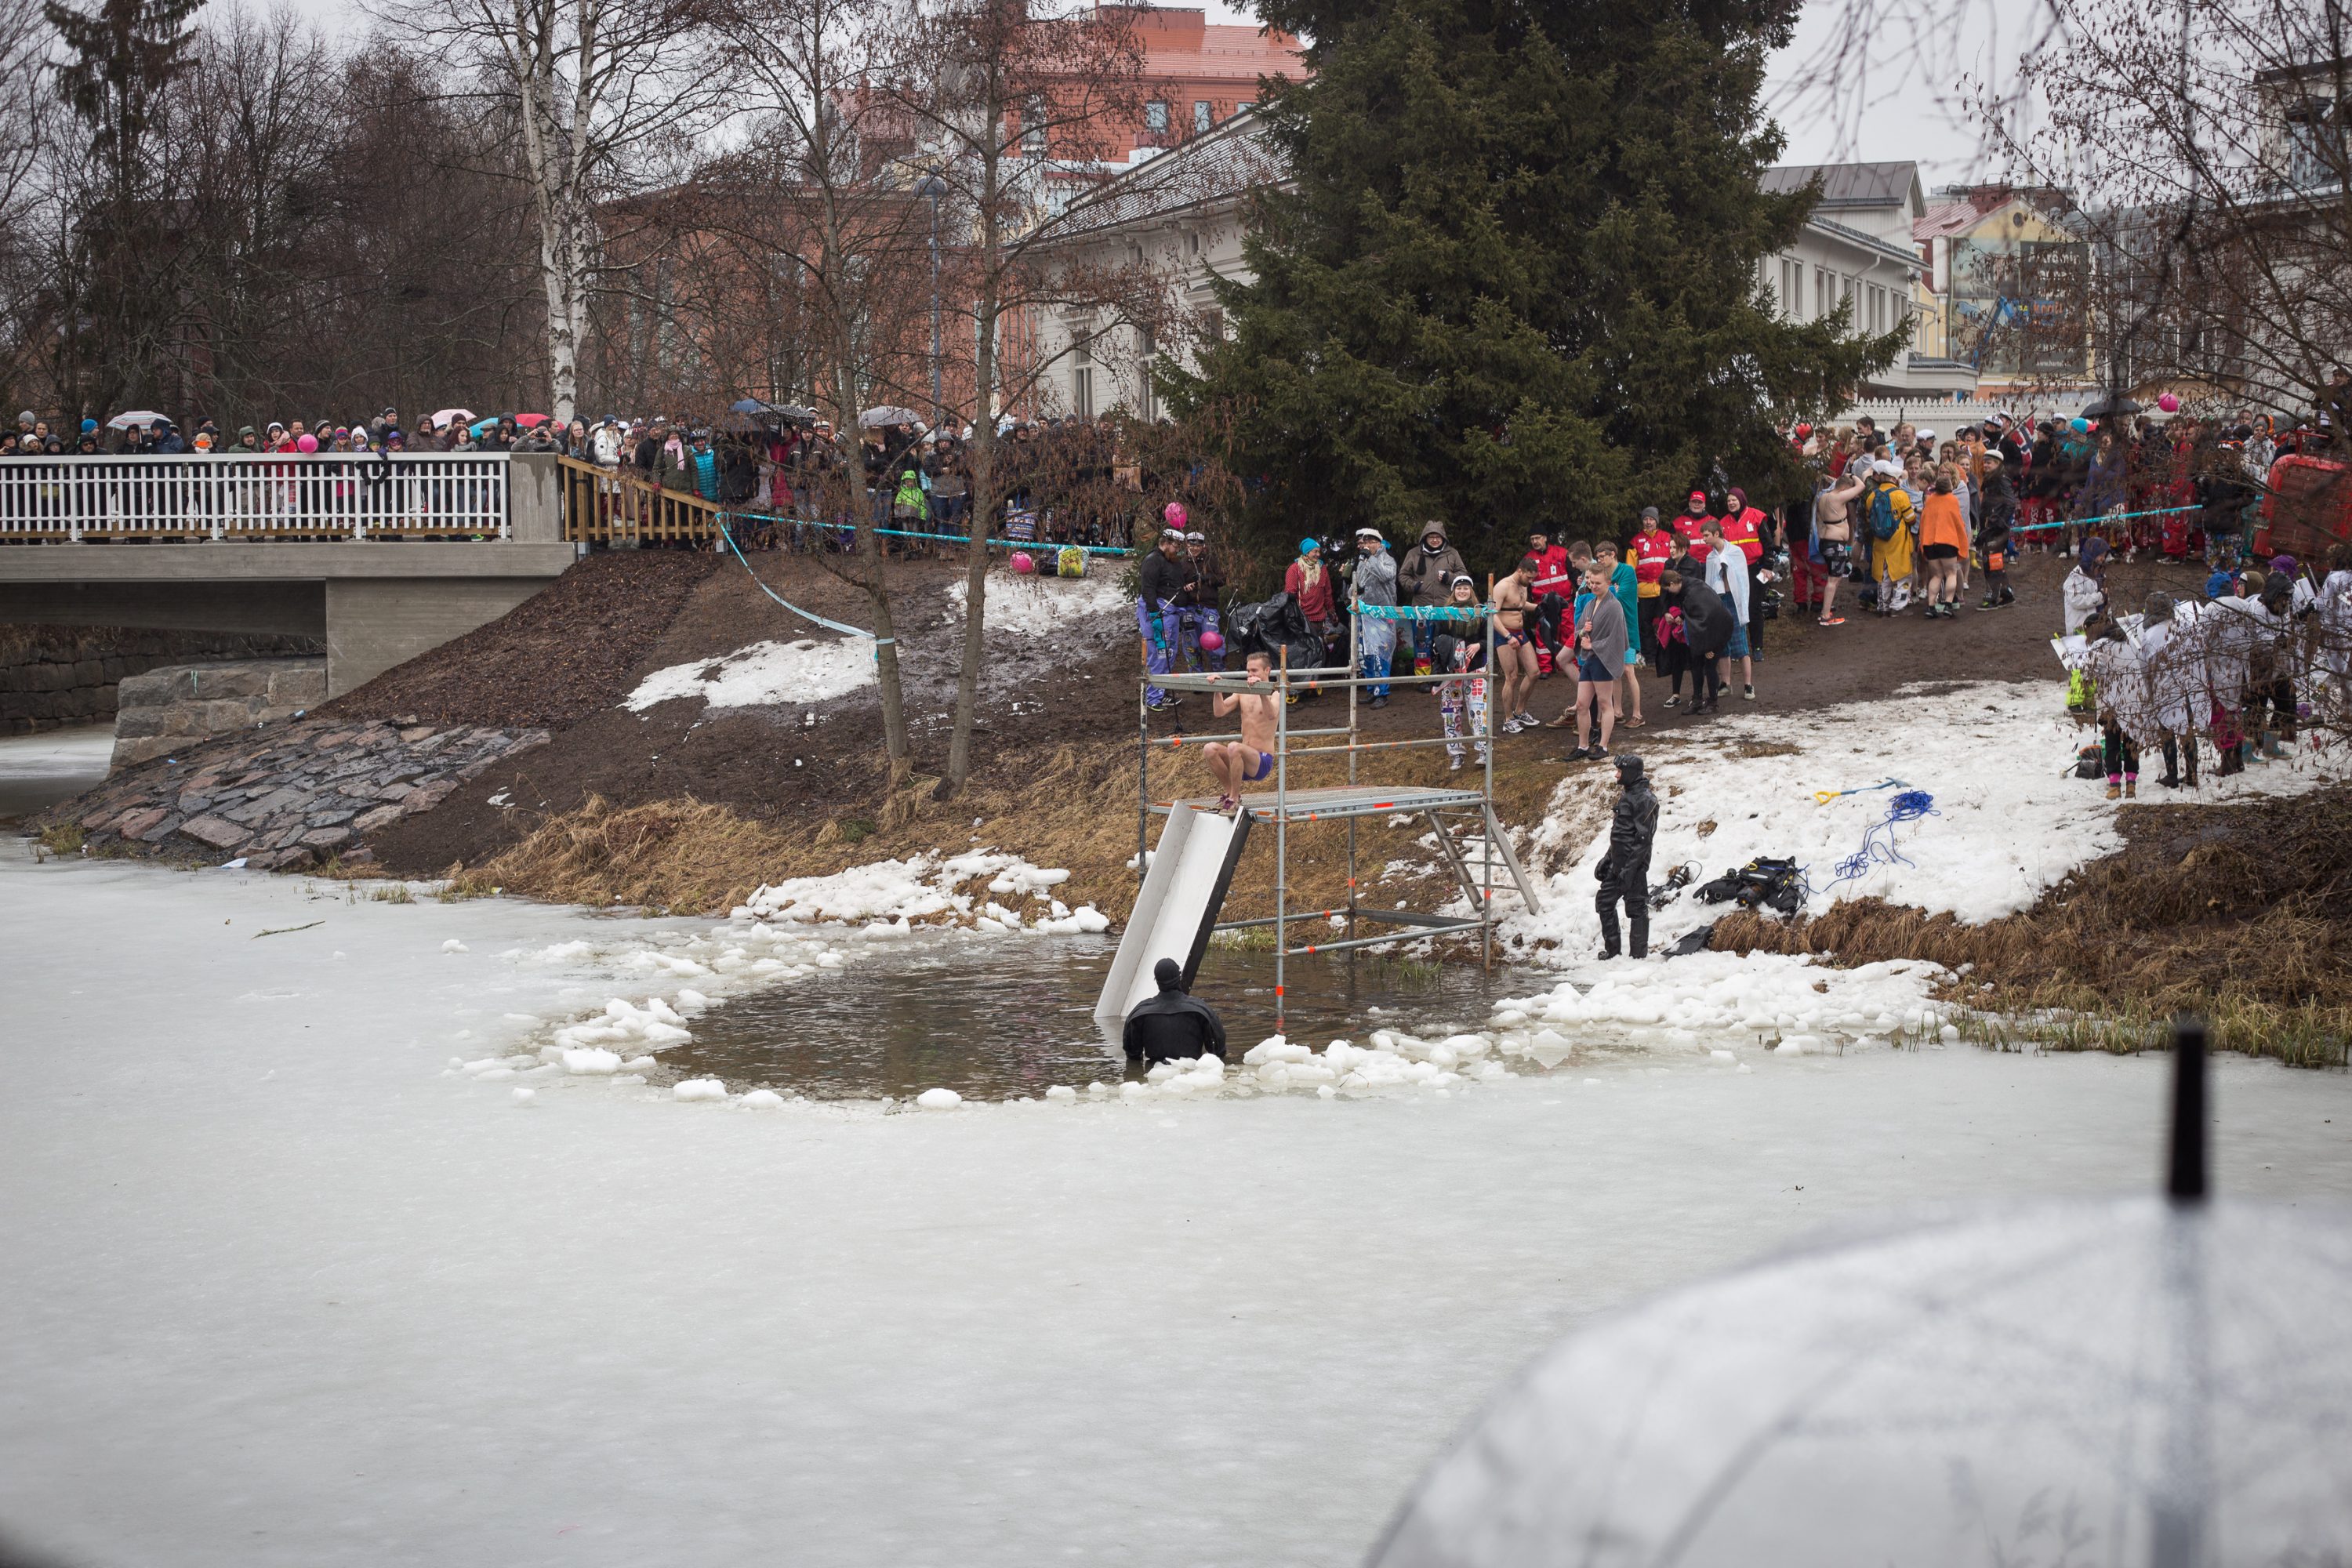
1033;111;1288;243
1806;214;1925;270
1762;162;1922;210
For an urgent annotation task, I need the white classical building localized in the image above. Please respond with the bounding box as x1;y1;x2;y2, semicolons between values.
1029;134;1983;419
1757;161;1980;401
1025;112;1283;421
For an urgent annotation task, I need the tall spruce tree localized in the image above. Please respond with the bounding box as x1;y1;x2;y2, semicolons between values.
1168;0;1900;566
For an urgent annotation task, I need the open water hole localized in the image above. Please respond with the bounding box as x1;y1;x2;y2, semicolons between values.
665;934;1539;1101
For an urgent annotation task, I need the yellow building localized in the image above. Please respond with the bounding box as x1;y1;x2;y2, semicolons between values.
1915;188;2100;401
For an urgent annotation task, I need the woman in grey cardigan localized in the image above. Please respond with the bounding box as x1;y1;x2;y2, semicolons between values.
1566;560;1628;760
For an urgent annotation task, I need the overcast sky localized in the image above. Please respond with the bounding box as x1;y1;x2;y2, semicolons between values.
276;0;2036;187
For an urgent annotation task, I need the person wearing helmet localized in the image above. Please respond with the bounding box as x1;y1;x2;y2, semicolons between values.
1122;957;1228;1068
1349;526;1398;706
1595;753;1658;959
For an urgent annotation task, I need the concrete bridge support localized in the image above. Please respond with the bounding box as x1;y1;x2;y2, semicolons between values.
0;456;575;697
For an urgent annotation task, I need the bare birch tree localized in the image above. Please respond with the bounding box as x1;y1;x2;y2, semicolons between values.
370;0;733;422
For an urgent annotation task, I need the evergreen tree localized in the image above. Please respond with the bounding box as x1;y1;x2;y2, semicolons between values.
1167;0;1900;566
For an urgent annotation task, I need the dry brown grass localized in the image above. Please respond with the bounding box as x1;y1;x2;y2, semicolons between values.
1711;788;2352;1066
460;726;1599;934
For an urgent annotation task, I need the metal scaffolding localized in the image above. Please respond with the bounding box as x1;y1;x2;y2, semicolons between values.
1136;604;1545;1036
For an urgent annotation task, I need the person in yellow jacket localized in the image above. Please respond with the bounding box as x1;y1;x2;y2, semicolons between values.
1862;459;1915;615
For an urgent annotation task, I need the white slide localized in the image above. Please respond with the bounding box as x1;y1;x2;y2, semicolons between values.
1095;804;1252;1029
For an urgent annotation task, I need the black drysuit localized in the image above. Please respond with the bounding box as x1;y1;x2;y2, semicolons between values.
1595;757;1660;958
1122;958;1229;1065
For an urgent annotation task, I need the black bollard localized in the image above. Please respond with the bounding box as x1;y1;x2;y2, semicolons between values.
2167;1014;2209;1203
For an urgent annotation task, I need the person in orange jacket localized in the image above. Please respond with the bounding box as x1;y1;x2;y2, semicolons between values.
1918;467;1973;619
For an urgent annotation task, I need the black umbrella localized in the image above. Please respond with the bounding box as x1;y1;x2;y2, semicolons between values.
2083;394;2145;420
1368;1025;2352;1566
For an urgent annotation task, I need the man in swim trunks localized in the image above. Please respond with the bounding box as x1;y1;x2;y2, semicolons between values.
1491;555;1542;732
1202;648;1283;812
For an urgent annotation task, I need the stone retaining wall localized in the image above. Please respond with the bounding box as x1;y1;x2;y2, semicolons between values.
43;717;549;871
1;626;320;735
111;658;329;771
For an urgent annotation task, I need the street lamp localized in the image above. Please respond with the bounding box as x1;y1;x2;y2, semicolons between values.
915;172;948;426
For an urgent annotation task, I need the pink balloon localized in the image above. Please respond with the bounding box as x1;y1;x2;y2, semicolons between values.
1198;630;1224;653
1162;502;1188;529
2158;393;2180;413
296;434;318;453
1010;551;1035;575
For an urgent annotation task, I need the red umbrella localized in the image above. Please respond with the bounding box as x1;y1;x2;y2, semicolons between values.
514;412;550;427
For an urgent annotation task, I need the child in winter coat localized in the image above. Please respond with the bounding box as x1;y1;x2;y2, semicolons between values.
1431;632;1489;772
1977;510;2015;609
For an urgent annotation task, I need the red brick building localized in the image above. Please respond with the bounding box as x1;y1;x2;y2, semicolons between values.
1116;5;1304;155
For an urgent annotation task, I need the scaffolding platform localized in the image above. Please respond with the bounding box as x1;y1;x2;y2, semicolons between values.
1152;783;1490;824
1110;612;1545;1036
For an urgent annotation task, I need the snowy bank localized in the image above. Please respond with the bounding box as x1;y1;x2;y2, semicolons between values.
623;636;877;712
733;848;1109;935
946;569;1127;640
1504;679;2348;960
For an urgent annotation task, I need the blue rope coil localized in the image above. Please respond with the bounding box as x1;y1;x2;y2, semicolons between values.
1823;789;1938;887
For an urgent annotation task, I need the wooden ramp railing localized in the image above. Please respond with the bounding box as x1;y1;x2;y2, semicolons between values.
558;455;727;546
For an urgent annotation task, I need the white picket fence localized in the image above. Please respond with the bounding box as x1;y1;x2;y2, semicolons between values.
1834;395;2097;428
0;453;512;541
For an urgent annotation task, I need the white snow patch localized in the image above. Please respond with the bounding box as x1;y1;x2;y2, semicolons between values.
948;571;1125;639
735;849;1107;935
741;1089;785;1109
625;637;877;713
441;938;469;954
1506;679;2347;959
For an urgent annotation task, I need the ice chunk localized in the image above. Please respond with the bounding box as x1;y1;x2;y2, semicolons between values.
561;1048;622;1076
1524;1029;1573;1069
916;1087;962;1110
441;939;469;954
741;1090;784;1109
675;989;711;1012
673;1078;728;1102
510;1087;535;1105
1710;1048;1737;1062
1044;1086;1077;1102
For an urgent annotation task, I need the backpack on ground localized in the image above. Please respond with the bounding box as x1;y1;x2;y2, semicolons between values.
1057;545;1087;579
2074;742;2103;779
1696;856;1807;916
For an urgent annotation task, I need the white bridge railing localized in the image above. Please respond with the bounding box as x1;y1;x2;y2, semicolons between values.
0;453;512;542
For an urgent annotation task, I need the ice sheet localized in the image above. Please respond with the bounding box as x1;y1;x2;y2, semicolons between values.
9;842;2352;1568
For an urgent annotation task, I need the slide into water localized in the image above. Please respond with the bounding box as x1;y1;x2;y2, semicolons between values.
1094;804;1253;1035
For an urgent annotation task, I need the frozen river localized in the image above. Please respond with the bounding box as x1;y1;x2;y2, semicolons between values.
0;724;112;821
8;840;2352;1568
